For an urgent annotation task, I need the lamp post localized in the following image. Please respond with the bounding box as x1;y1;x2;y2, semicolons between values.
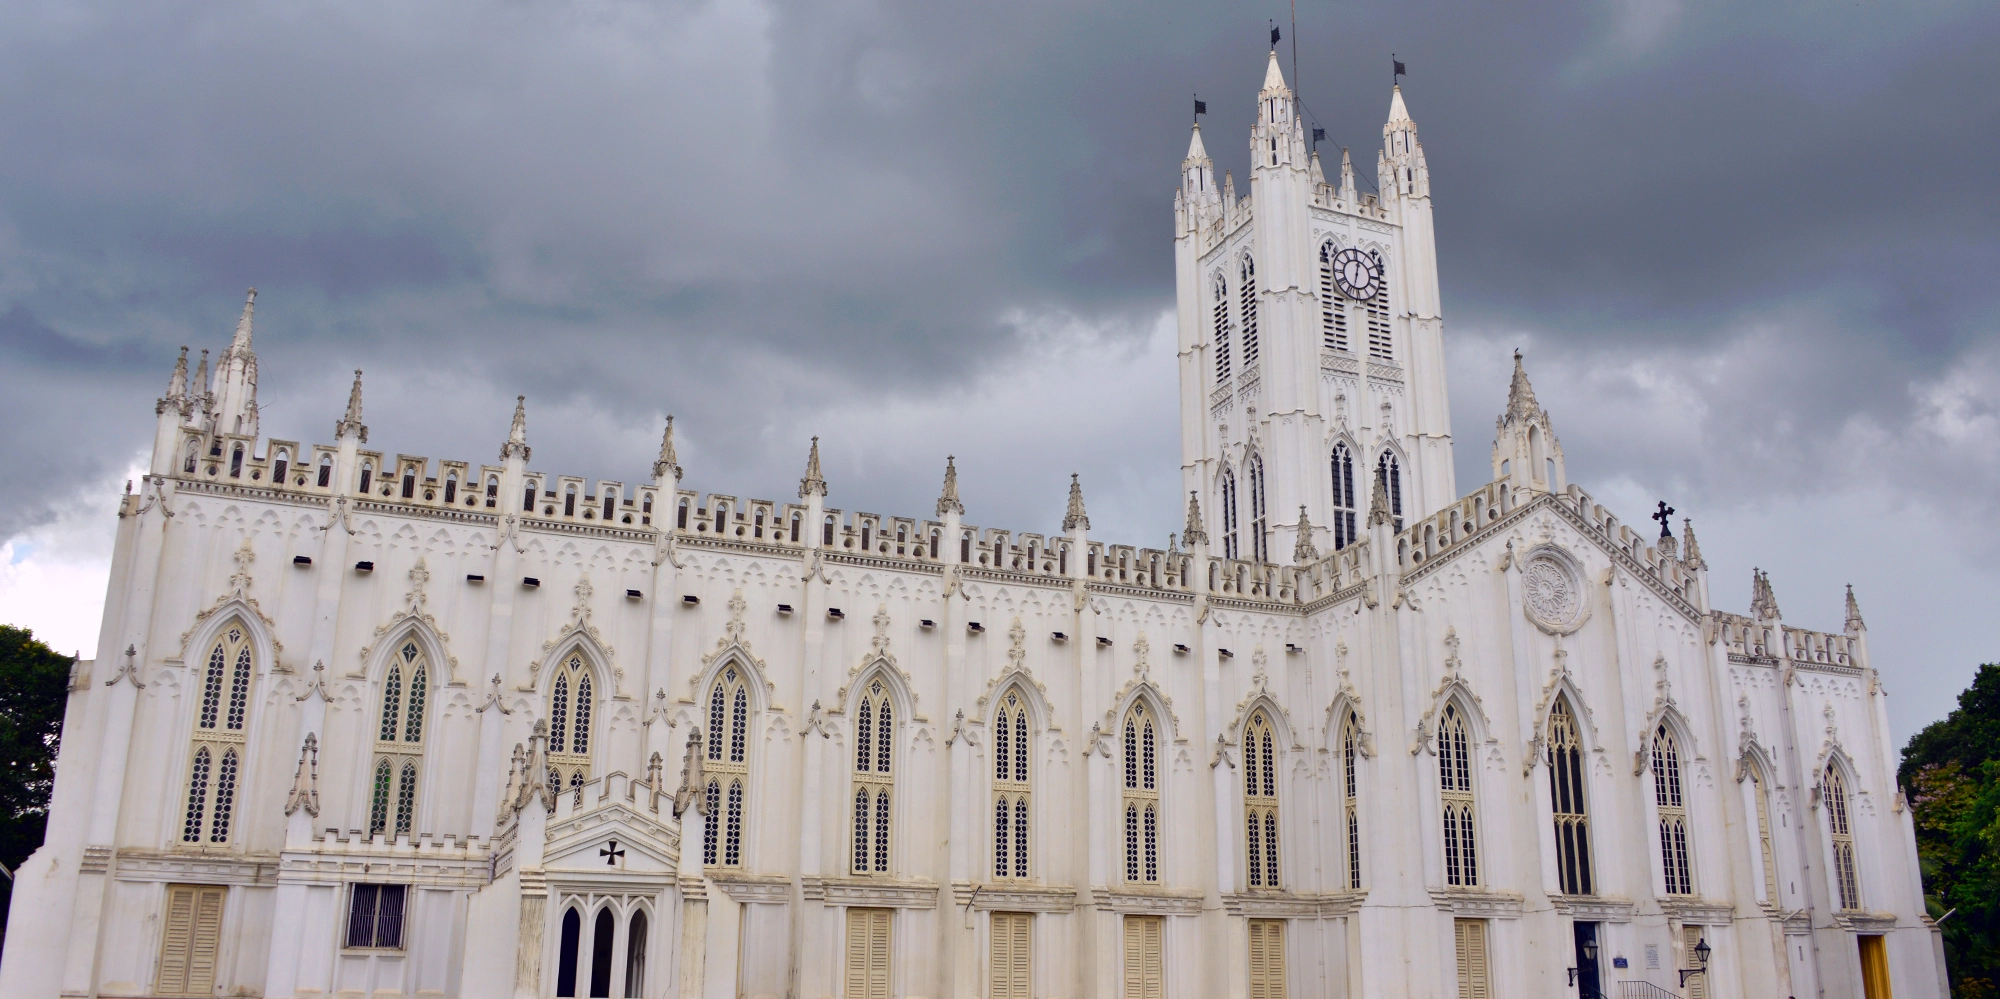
1680;936;1711;987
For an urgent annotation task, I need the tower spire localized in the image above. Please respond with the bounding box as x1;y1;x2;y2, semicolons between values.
336;370;368;442
653;416;681;480
798;437;827;498
1845;584;1866;632
230;288;256;352
164;346;189;401
936;456;963;517
500;395;528;461
1062;474;1090;532
1506;349;1540;420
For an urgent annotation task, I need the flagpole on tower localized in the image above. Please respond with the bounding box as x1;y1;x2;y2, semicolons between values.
1290;0;1298;98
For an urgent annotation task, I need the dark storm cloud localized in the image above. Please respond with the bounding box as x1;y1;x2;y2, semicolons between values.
3;2;1998;681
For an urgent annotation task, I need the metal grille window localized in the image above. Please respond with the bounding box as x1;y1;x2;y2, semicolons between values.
1319;243;1348;351
993;690;1032;879
1243;711;1280;888
1652;725;1693;895
1221;471;1240;560
703;666;751;869
1825;764;1860;910
851;680;894;875
547;654;594;791
344;884;407;949
1439;705;1478;886
1548;699;1593;895
370;641;429;838
183;623;252;845
1212;274;1233;382
1330;444;1357;550
1122;703;1160;883
1239;256;1259;368
1340;711;1362;890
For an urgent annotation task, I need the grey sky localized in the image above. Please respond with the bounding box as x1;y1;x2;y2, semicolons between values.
2;0;1995;742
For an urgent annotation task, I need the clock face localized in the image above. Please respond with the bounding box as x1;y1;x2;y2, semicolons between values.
1332;248;1380;301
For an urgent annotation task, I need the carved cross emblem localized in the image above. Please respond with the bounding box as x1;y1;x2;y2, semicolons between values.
600;840;625;866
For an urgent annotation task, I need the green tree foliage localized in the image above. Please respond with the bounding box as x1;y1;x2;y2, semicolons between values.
0;625;74;950
1901;663;2000;999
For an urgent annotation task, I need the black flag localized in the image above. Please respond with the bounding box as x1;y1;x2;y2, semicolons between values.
1271;25;1281;46
1194;98;1207;117
1393;58;1407;80
1312;127;1326;144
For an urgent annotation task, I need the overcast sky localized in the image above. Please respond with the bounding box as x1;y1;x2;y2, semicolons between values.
2;0;1995;744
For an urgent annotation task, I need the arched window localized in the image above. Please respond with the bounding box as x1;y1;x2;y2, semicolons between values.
401;467;416;499
1825;765;1859;910
547;654;594;791
993;689;1032;879
703;666;750;869
1212;273;1233;382
443;472;457;505
564;484;576;517
359;461;373;494
556;906;582;997
525;481;538;512
1748;759;1779;902
317;454;332;488
791;513;802;543
182;623;253;845
1340;709;1362;890
1247;454;1268;563
604;491;617;521
851;679;894;874
1238;256;1259;368
677;498;689;529
1653;725;1693;895
1549;699;1593;895
624;909;648;998
1122;702;1160;883
1365;255;1392;361
1319;242;1349;351
1439;704;1478;886
485;475;498;508
184;439;200;474
1243;710;1280;888
230;444;244;478
1331;443;1357;550
273;449;290;485
1221;470;1240;561
714;503;729;535
1376;451;1403;531
369;641;429;838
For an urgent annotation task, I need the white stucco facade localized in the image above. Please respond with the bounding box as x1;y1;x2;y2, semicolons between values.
0;52;1946;999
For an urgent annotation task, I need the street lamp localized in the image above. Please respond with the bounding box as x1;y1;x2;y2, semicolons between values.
1568;937;1597;988
1680;936;1711;987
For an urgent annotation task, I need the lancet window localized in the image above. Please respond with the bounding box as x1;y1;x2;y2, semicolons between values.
547;654;594;793
1438;704;1478;886
181;623;253;846
1247;454;1268;563
1376;452;1403;531
851;679;895;875
369;641;430;838
1824;764;1860;910
1748;760;1779;901
1340;709;1362;890
1242;710;1280;888
184;439;200;474
992;689;1032;880
1652;725;1692;895
443;472;457;504
1548;699;1592;895
1212;273;1233;382
1319;242;1349;352
318;454;332;487
1365;260;1392;362
1221;471;1240;560
1121;702;1160;883
703;666;750;869
360;461;374;494
273;449;290;484
1331;443;1357;550
1238;256;1259;368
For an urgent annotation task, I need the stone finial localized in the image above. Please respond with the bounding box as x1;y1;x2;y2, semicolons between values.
1063;473;1090;532
1366;464;1394;528
936;456;964;517
231;288;257;352
193;349;211;404
1845;584;1866;633
500;395;529;462
1293;505;1318;563
283;732;320;818
1182;491;1208;547
165;346;189;400
335;369;368;442
1681;518;1705;569
1505;349;1540;422
1750;568;1781;622
798;436;827;499
653;415;681;481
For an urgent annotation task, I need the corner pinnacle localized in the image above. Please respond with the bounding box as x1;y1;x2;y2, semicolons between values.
1062;473;1089;532
799;437;827;499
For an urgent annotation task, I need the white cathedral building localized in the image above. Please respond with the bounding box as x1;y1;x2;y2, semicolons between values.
0;52;1946;999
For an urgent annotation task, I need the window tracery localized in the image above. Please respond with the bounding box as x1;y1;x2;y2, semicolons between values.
1438;703;1478;886
1652;725;1692;895
369;641;429;838
182;623;253;845
1548;698;1592;895
852;679;894;875
1121;702;1160;883
1243;710;1280;888
993;689;1031;880
703;665;750;869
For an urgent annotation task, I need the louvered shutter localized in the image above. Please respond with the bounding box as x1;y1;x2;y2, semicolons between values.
157;885;197;995
991;913;1030;999
1248;919;1286;999
188;887;226;995
1454;919;1489;999
846;908;891;999
1124;916;1164;999
1684;927;1709;999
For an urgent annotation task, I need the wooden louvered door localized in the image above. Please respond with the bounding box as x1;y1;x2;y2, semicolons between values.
844;907;892;999
157;884;226;997
1123;916;1164;999
1247;919;1286;999
1453;919;1490;999
1684;926;1710;999
990;912;1031;999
